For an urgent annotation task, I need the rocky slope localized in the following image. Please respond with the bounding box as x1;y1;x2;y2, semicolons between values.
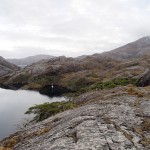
7;54;55;67
0;55;118;89
0;54;149;93
0;86;150;150
102;36;150;60
139;70;150;87
0;56;20;76
0;37;150;149
0;37;150;93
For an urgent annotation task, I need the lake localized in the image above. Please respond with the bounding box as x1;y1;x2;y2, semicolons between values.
0;88;67;140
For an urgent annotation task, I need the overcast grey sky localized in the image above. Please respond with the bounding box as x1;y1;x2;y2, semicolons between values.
0;0;150;58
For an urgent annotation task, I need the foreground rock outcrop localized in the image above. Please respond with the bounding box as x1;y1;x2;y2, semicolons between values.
0;86;150;150
139;70;150;87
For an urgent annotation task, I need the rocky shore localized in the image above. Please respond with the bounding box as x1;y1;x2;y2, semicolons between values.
0;85;150;150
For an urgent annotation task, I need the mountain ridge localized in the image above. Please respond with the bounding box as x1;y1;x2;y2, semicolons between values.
0;37;150;149
0;36;150;92
102;36;150;60
0;56;20;76
7;54;55;67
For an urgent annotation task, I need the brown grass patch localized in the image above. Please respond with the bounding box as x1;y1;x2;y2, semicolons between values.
140;137;150;147
34;127;51;136
125;86;144;97
2;136;19;148
0;147;12;150
141;119;150;132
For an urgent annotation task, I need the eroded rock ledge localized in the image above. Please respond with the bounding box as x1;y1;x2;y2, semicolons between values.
0;86;150;150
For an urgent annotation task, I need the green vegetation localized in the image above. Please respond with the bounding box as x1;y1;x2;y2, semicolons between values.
92;78;138;90
67;77;94;95
68;77;139;95
25;77;139;122
26;75;57;89
12;73;29;83
66;77;139;96
31;75;57;86
25;101;76;122
68;77;93;90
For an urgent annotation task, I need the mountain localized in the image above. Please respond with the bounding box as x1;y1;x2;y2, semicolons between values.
0;55;122;89
7;54;55;67
0;37;150;149
102;36;150;60
0;36;150;91
0;53;149;92
0;56;20;76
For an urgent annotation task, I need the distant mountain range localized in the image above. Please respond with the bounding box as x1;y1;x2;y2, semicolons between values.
0;56;20;76
7;54;55;67
6;37;150;67
0;36;150;89
102;36;150;60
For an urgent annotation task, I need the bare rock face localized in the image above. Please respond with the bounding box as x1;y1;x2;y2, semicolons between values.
138;70;150;86
0;86;150;150
0;56;20;76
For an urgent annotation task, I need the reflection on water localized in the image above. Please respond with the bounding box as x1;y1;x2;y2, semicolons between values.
0;88;66;140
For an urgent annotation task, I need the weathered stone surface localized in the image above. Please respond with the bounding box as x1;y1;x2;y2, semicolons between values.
138;70;150;87
140;101;150;117
0;86;150;150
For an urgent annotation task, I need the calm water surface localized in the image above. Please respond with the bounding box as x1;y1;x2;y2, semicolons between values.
0;88;67;140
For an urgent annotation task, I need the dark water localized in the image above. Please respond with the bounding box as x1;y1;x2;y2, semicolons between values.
0;88;67;140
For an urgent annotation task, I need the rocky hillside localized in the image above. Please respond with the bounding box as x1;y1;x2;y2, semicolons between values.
0;37;150;149
7;54;55;67
0;56;20;76
0;53;149;94
0;37;149;86
0;85;150;149
139;70;150;87
102;36;150;60
0;37;150;93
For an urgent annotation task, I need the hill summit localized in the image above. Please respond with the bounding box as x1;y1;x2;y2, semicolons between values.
102;36;150;60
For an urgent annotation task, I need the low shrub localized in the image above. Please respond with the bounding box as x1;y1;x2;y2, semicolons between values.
31;76;57;86
92;78;138;90
25;101;76;122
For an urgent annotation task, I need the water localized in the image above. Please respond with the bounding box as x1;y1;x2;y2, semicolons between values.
0;88;67;140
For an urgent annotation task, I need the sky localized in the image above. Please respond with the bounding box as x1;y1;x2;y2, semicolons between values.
0;0;150;58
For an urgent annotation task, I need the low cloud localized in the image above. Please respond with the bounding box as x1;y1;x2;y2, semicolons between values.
0;0;150;58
